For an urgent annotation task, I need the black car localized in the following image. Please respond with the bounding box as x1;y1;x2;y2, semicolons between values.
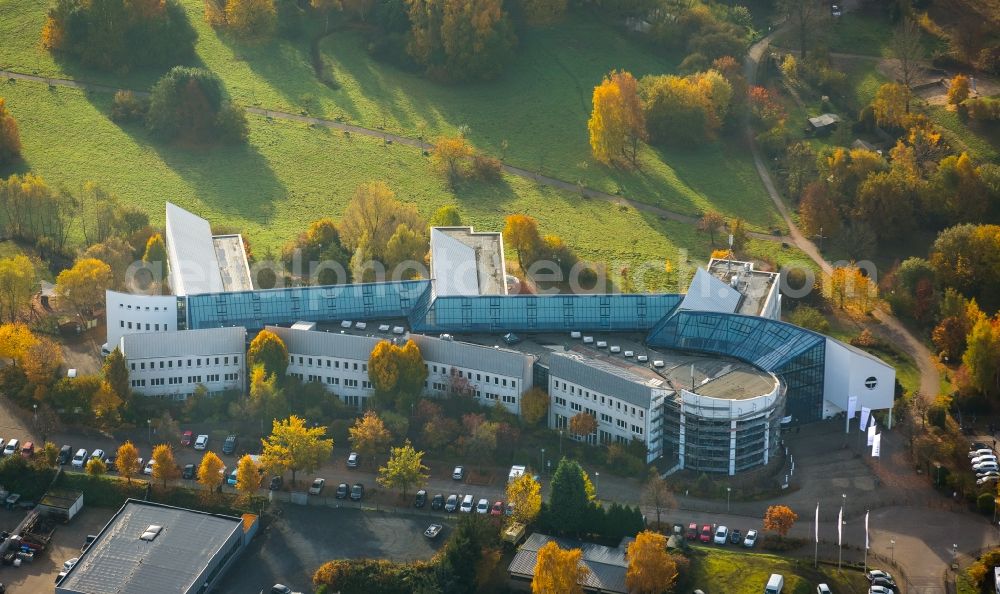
269;476;283;491
58;445;72;465
871;577;897;590
729;529;742;544
335;483;349;499
431;493;445;510
350;483;364;501
105;455;118;472
415;489;427;508
182;464;196;479
222;435;237;455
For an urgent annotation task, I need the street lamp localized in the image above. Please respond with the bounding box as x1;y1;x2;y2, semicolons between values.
595;472;600;497
889;539;895;563
32;404;37;424
727;487;731;513
541;448;545;474
842;493;847;523
147;419;152;444
559;429;563;457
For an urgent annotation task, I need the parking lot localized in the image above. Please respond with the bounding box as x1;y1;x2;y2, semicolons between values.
219;504;447;594
0;506;110;591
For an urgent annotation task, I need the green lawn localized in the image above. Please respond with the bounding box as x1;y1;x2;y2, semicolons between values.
686;546;872;594
1;81;720;287
0;0;784;233
926;105;1000;163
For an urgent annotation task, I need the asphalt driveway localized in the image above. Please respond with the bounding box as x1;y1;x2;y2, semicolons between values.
219;505;446;594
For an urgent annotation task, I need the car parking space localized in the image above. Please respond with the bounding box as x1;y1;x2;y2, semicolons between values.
219;505;446;594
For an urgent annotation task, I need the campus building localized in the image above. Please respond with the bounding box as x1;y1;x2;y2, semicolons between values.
119;327;246;399
104;203;895;475
56;499;258;594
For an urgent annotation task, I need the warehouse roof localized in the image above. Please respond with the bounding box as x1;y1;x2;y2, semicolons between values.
509;533;633;594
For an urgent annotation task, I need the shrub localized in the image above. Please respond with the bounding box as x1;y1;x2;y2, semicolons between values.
964;97;1000;121
111;90;148;123
471;154;503;181
216;103;250;143
927;394;951;430
146;67;246;144
759;535;807;551
850;329;881;349
788;305;830;333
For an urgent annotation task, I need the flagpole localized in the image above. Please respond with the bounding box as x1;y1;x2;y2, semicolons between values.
864;509;870;575
838;505;843;570
814;502;819;568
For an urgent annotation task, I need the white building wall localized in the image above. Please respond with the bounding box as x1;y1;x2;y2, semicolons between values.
424;361;522;414
547;375;653;455
822;338;895;419
122;345;244;399
286;352;375;410
105;291;179;351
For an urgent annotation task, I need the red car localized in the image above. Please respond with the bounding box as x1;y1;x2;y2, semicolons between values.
20;442;34;459
686;522;698;541
490;501;504;516
180;431;193;447
699;524;713;543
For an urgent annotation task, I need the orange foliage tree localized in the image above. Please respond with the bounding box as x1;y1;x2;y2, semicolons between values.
626;530;678;594
763;504;798;537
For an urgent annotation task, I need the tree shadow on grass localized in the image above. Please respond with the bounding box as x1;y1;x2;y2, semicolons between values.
448;175;518;213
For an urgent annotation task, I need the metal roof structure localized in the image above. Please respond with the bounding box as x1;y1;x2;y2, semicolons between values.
509;533;632;594
429;227;508;297
679;267;742;314
547;350;665;407
267;325;382;360
165;202;252;296
212;235;254;292
706;258;780;317
121;327;246;359
808;113;841;128
57;500;245;594
409;334;535;379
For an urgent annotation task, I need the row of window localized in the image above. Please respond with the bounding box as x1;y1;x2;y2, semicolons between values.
131;373;240;389
429;365;516;389
121;320;169;331
551;380;645;419
293;356;367;372
119;303;169;312
130;356;240;372
552;400;644;436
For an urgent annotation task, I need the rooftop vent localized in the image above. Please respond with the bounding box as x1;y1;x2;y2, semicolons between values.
139;525;163;541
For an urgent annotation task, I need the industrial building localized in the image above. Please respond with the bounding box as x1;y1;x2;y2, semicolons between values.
102;203;895;475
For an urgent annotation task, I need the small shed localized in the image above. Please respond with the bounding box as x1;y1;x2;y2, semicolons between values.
807;113;841;135
852;138;877;152
37;489;83;522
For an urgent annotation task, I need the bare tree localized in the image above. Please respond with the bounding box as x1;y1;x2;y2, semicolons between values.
890;18;923;112
782;0;820;58
641;470;676;530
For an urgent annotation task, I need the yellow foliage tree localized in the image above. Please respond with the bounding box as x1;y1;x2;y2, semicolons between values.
0;323;36;365
872;83;910;129
225;0;276;38
22;335;63;386
588;74;628;165
377;439;429;498
262;415;334;486
432;135;474;180
0;98;22;166
197;451;225;493
520;387;549;426
151;443;181;488
503;214;542;272
626;531;678;594
348;410;392;466
763;504;798;537
947;74;970;105
116;441;141;483
532;541;587;594
0;254;34;322
235;454;262;501
506;472;542;524
86;457;107;475
55;257;112;317
827;266;876;313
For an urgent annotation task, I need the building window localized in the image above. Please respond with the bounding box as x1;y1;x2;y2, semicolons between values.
555;397;566;407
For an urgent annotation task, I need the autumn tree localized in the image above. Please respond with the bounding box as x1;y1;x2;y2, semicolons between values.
261;415;333;486
697;211;726;245
235;454;262;501
626;530;678;594
222;0;276;36
641;470;676;529
828;266;876;313
429;205;463;227
116;441;141;483
506;472;542;524
432;135;475;180
197;451;225;493
151;443;181;488
143;233;167;270
23;334;63;387
377;439;429;498
349;410;392;465
520;0;567;23
763;504;798;537
56;258;112;317
639;72;731;145
367;339;427;410
247;329;289;379
798;182;841;238
146;67;248;144
86;457;107;475
890;19;922;111
569;412;597;439
963;316;1000;397
948;74;971;105
281;217;351;284
0;255;35;322
405;0;517;81
102;347;131;406
503;214;542;272
872;83;910;129
532;541;587;594
520;387;550;426
589;74;626;165
338;182;427;276
0;98;22;166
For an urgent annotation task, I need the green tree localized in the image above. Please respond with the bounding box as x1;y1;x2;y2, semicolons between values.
102;347;131;405
405;0;517;81
247;329;289;379
428;205;463;227
0;98;22;166
146;67;247;143
548;458;591;536
261;415;333;486
225;0;277;37
377;439;429;498
0;255;36;323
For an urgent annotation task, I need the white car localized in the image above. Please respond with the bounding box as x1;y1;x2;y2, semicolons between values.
969;448;994;458
459;495;474;513
194;435;209;450
143;459;156;475
971;454;997;465
63;557;79;571
713;525;728;544
90;449;106;463
308;478;325;495
973;461;999;471
817;585;832;594
476;498;489;514
868;586;893;594
743;529;758;547
978;475;999;485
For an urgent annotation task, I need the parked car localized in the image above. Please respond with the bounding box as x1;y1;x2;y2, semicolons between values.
476;498;489;514
491;501;504;516
870;577;897;590
81;535;97;552
308;478;325;495
969;448;993;458
431;493;445;510
505;502;515;517
194;435;209;450
269;476;283;491
460;494;474;513
865;570;895;584
227;468;238;486
817;585;832;594
974;463;999;473
424;524;443;539
181;431;193;446
90;449;106;463
452;466;465;480
730;528;742;544
143;459;156;475
699;524;712;543
270;585;302;594
414;490;427;508
868;586;894;594
686;522;698;540
347;452;359;468
222;435;237;455
335;483;349;499
71;448;87;469
20;442;33;459
743;529;758;548
350;483;364;501
3;439;19;456
445;494;459;512
182;464;195;479
63;557;79;571
978;474;999;485
104;454;117;472
713;525;729;544
58;445;73;465
970;454;997;465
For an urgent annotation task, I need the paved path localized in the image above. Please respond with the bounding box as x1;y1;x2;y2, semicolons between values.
1;68;787;243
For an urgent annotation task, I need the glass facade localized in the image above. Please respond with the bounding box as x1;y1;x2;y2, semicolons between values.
413;293;682;333
646;311;827;423
186;280;431;331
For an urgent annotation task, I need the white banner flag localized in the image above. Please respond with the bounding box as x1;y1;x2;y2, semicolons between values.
865;510;870;549
837;506;843;545
847;396;858;420
860;407;871;431
815;502;819;543
867;423;876;446
869;415;876;429
872;433;882;457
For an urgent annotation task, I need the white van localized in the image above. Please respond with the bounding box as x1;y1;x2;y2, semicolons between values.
3;439;18;456
637;355;648;362
596;341;608;349
610;346;621;354
765;573;784;594
582;336;594;344
653;360;665;368
460;494;474;513
71;448;88;469
570;331;582;339
624;350;635;358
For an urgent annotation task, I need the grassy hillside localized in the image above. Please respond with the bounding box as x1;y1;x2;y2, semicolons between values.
0;0;784;233
2;81;726;287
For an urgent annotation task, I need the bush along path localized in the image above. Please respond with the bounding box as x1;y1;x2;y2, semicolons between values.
0;66;788;243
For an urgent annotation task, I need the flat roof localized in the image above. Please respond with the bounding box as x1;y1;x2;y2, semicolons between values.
165;203;253;296
212;235;253;292
58;499;244;594
121;326;246;359
509;533;632;594
430;227;507;297
707;258;779;317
